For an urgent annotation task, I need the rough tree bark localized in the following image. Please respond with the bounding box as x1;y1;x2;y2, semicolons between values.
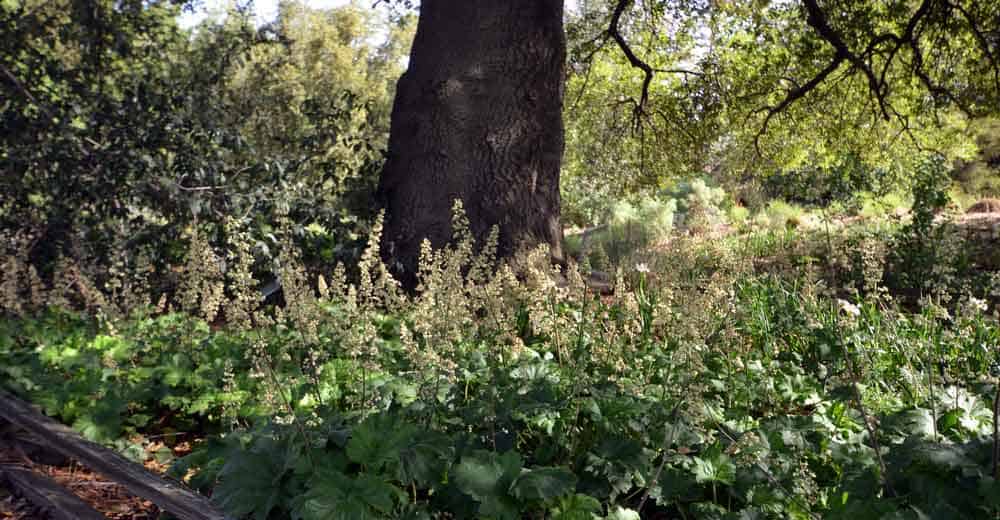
377;0;566;287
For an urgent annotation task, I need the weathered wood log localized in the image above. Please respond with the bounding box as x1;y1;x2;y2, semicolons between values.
0;389;227;520
1;429;72;467
0;465;106;520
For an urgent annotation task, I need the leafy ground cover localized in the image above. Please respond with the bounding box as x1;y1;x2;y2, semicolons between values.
4;201;1000;519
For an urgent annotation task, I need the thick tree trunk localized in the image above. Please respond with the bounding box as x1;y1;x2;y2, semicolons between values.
377;0;566;287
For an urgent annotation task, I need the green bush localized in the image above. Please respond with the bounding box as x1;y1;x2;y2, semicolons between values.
573;197;677;269
666;179;729;233
754;199;809;230
6;264;1000;518
953;118;1000;196
887;156;961;296
762;153;896;207
569;178;732;269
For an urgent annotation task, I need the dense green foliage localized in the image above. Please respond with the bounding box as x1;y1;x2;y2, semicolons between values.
1;0;412;279
6;199;1000;518
4;1;1000;519
561;0;999;224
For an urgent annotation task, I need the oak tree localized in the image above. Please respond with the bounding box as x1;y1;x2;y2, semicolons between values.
377;0;568;286
378;0;999;283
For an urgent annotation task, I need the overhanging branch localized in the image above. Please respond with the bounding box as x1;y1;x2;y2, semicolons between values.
754;54;845;155
608;0;653;125
754;0;945;157
801;0;893;121
944;0;1000;96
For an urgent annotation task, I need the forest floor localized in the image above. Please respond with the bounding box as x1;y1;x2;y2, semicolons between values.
0;429;187;520
0;456;158;519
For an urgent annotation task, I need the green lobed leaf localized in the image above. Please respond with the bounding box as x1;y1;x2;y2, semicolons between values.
345;414;419;472
509;467;577;502
453;450;523;500
301;469;399;520
453;450;524;519
212;450;287;520
692;444;736;485
398;431;453;487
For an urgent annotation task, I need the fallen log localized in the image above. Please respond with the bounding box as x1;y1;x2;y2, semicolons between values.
0;465;106;520
0;389;227;520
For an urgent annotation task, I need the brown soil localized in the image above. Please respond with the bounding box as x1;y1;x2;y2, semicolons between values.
0;434;177;520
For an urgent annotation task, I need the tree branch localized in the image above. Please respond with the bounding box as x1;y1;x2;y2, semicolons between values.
608;0;654;124
755;54;845;155
801;0;892;121
943;0;1000;99
753;0;944;157
908;28;975;116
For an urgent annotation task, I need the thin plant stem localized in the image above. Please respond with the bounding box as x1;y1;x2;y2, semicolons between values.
844;339;895;498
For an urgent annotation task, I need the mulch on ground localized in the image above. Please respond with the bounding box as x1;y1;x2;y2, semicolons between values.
0;438;162;520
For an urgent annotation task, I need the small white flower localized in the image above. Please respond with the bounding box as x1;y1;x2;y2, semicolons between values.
969;297;988;312
635;263;650;274
838;299;861;317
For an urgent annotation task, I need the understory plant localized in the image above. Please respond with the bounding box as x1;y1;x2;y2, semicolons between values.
3;200;1000;519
